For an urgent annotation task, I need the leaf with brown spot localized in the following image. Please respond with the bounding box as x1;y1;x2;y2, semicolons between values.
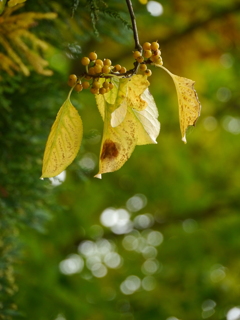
94;75;160;178
155;65;201;143
41;89;83;178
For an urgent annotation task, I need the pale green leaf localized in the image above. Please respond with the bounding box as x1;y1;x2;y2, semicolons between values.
41;91;83;178
133;89;160;145
97;77;129;120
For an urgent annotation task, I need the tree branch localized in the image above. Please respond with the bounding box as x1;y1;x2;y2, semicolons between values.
125;0;142;52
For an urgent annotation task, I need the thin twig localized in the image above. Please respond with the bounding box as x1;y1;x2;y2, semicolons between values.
125;0;142;52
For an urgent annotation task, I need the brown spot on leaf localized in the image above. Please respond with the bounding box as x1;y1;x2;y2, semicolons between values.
101;139;119;160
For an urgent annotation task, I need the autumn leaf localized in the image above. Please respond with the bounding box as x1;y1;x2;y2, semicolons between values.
94;75;160;178
154;64;201;143
41;89;83;178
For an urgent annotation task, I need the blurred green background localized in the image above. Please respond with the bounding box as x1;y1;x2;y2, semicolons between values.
1;0;240;319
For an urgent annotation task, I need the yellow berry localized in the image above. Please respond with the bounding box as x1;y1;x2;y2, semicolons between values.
102;81;109;89
142;42;151;50
136;56;144;63
81;57;90;66
154;58;163;65
88;67;96;75
67;74;77;87
102;65;111;74
95;59;103;66
82;81;90;89
145;69;152;77
114;64;121;71
103;59;112;66
99;87;107;95
140;64;147;71
74;83;83;92
90;87;99;94
143;50;152;59
151;41;159;50
151;55;161;63
153;49;161;56
133;51;142;59
92;81;101;89
120;67;127;74
89;52;97;60
94;64;103;74
109;82;114;89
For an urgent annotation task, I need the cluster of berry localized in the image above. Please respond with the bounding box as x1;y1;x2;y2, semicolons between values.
67;42;161;94
68;51;130;94
133;41;163;75
68;73;114;95
81;52;127;75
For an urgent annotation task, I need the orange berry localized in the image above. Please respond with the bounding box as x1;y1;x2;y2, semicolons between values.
81;57;90;66
89;52;97;60
88;67;96;75
114;64;121;71
99;87;107;94
74;83;83;92
152;49;161;56
109;82;114;89
140;64;147;71
68;74;77;87
151;41;159;50
92;81;101;89
120;67;127;74
102;81;109;89
143;50;152;59
145;69;152;77
82;81;90;89
142;42;151;50
90;87;99;94
94;64;103;74
153;57;163;65
103;59;112;66
133;51;141;59
95;59;103;66
151;55;161;63
102;65;111;74
136;56;144;63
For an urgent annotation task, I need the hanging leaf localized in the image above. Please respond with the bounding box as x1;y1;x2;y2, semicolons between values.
41;90;83;178
133;88;160;145
94;75;160;179
154;64;201;143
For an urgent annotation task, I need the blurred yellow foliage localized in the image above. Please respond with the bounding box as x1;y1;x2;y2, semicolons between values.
0;4;57;77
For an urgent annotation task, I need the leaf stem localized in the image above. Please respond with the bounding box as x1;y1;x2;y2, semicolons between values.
125;0;142;52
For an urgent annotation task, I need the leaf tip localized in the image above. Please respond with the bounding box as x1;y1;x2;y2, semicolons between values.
182;136;187;144
94;173;102;179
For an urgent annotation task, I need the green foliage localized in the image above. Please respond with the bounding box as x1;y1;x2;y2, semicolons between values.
1;1;240;320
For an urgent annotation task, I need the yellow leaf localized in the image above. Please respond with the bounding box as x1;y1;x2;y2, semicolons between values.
156;65;201;143
97;77;129;122
41;90;83;178
127;74;149;111
94;75;160;178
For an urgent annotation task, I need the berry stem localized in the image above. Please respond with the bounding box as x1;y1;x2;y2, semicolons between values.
125;0;142;53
